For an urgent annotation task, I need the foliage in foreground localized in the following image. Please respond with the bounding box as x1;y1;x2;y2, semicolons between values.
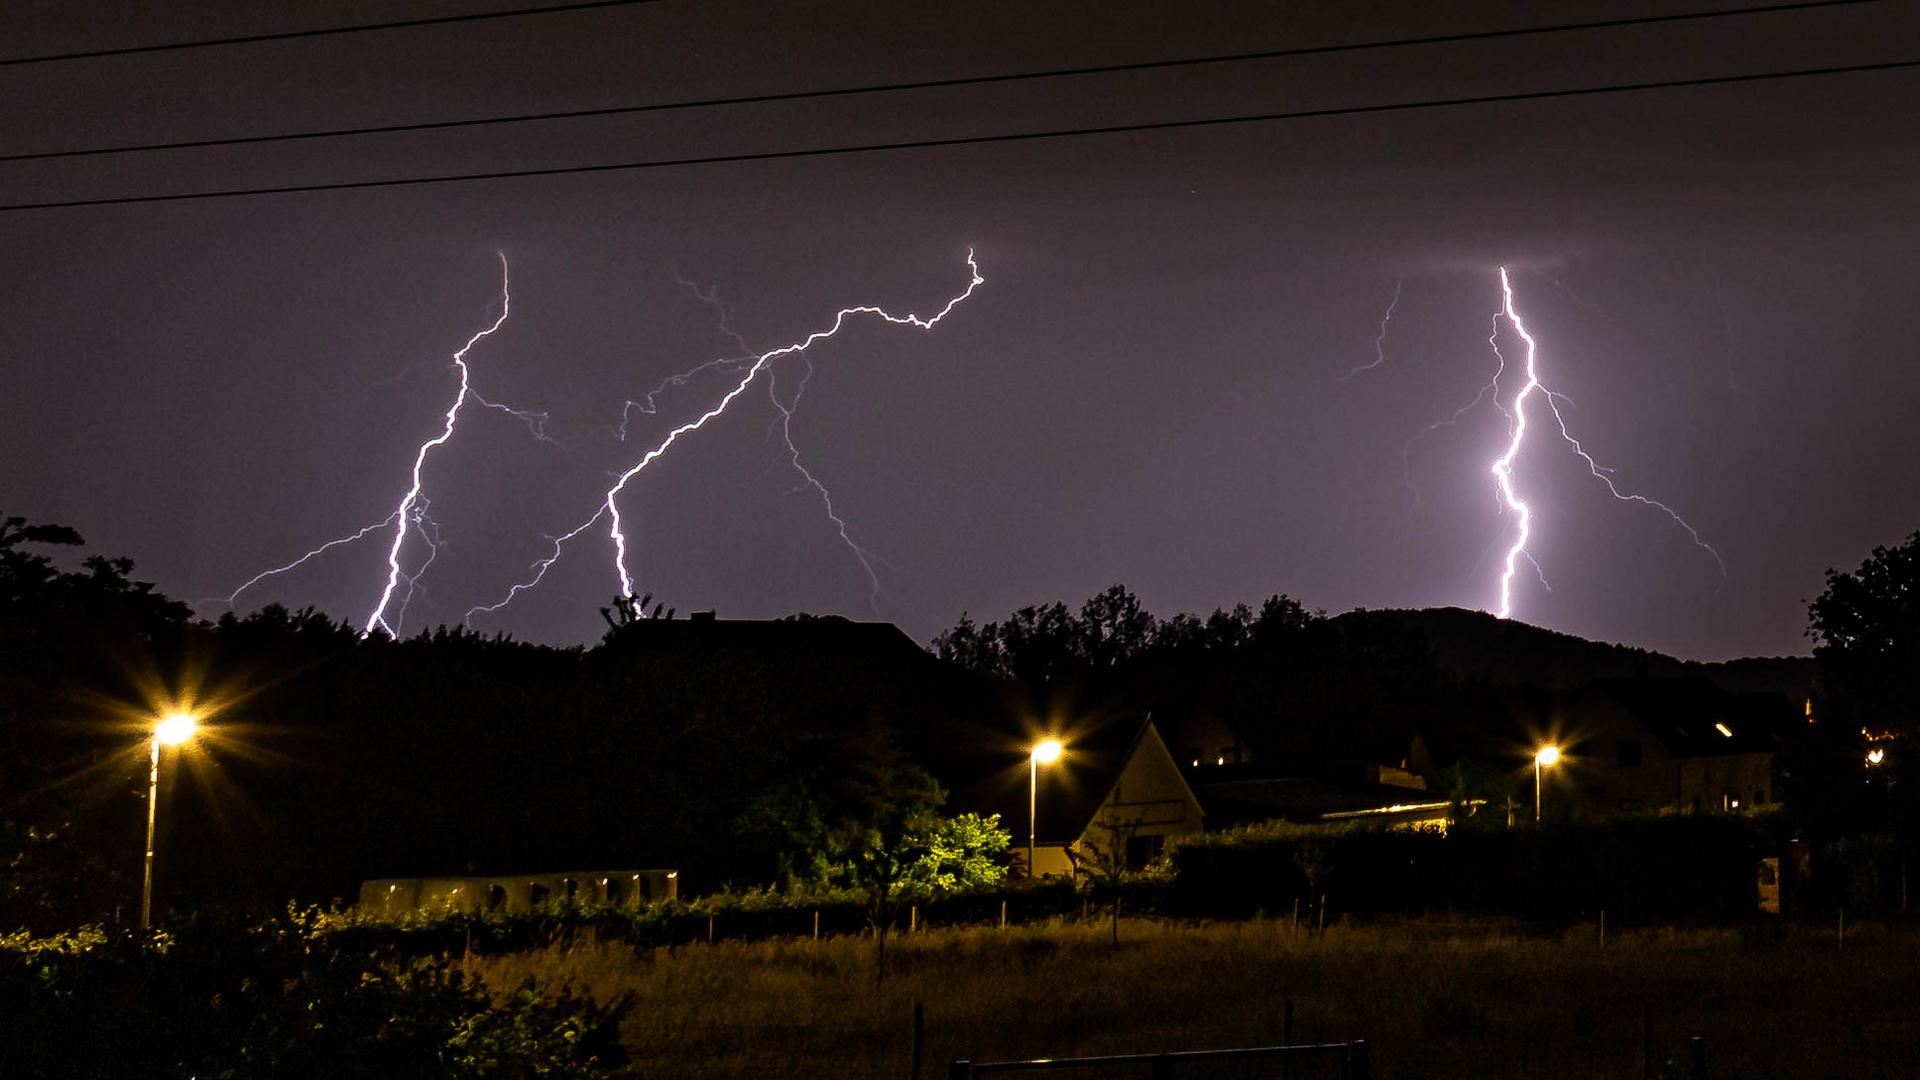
0;913;632;1080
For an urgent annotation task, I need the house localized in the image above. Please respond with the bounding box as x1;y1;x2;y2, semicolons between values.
934;714;1206;877
1188;768;1461;830
1557;678;1792;815
359;868;678;914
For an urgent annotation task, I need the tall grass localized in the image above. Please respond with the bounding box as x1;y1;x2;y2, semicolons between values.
463;916;1920;1078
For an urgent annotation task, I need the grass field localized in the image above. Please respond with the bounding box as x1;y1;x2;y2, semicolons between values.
464;916;1920;1079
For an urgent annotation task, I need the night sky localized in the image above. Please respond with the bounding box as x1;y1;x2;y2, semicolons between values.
5;0;1918;661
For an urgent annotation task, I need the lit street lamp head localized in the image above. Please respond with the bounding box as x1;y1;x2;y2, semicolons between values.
1535;745;1561;767
1032;738;1064;764
155;711;198;746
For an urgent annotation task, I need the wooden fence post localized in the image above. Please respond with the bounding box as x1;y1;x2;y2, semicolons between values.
707;913;714;945
911;1001;925;1080
999;899;1007;929
1281;999;1294;1080
813;910;820;941
1642;1002;1653;1079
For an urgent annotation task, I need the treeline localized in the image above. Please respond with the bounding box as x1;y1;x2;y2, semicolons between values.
0;513;1007;933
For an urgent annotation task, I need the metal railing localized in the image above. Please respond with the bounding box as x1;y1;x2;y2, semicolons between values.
950;1039;1369;1080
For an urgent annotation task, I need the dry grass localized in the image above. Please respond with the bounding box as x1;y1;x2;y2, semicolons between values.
464;916;1920;1078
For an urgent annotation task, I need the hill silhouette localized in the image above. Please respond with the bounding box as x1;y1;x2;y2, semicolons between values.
1331;607;1815;699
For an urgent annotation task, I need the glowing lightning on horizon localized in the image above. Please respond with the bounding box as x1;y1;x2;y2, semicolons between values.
465;249;983;624
1488;267;1726;620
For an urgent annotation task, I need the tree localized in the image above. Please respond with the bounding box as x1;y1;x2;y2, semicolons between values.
1804;530;1920;833
931;585;1319;687
808;722;946;982
0;514;196;931
899;812;1010;896
1064;806;1146;947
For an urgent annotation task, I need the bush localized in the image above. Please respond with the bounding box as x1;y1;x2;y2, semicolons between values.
0;913;633;1079
1169;814;1777;923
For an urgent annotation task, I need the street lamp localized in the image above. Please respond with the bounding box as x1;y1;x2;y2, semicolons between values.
142;710;198;929
1533;745;1560;825
1029;738;1064;878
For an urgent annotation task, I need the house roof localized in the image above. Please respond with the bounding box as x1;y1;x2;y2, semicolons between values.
1587;677;1794;757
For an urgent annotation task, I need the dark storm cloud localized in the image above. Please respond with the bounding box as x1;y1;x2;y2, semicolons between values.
3;0;1918;660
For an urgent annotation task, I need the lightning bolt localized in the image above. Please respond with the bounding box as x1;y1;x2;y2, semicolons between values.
468;389;564;448
1488;267;1725;620
216;518;391;609
390;502;446;636
767;354;891;616
676;271;893;616
211;254;553;624
1340;277;1402;380
363;252;513;636
465;249;983;624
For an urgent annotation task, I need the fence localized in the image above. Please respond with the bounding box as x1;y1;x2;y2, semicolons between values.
948;1040;1368;1080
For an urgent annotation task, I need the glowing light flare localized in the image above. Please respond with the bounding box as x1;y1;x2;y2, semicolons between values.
155;712;198;746
364;252;512;637
1032;738;1064;764
1534;744;1561;767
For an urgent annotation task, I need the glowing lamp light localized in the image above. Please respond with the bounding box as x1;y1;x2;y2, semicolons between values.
155;712;197;746
1714;722;1734;738
1867;748;1886;766
1534;745;1561;767
1032;738;1064;764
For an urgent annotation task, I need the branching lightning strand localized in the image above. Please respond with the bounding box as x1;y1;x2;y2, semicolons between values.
464;249;982;623
363;252;512;636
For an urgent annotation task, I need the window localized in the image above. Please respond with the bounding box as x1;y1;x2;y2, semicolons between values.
486;884;507;912
1125;834;1165;871
1617;739;1643;768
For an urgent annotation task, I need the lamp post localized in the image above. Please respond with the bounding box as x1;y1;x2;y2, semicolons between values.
1533;744;1560;825
142;711;197;929
1029;738;1063;878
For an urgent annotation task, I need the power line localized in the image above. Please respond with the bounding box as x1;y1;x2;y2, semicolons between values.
0;0;1882;164
0;0;668;68
3;56;1913;214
